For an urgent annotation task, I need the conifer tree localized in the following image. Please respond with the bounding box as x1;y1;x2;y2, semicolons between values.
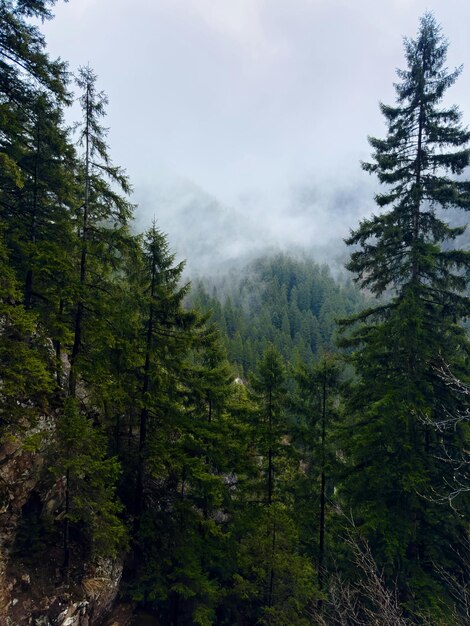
341;13;470;617
291;356;342;600
50;398;126;572
69;65;133;395
1;90;77;355
0;5;65;426
133;222;194;520
0;0;69;195
250;344;287;505
0;3;74;375
231;503;316;626
134;329;250;625
84;237;143;456
0;0;68;97
20;93;75;310
0;227;53;435
129;227;259;624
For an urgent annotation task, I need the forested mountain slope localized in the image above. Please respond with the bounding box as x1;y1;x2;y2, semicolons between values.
190;254;365;374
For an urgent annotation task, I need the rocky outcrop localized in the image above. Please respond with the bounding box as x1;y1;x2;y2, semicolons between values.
4;554;123;626
0;419;125;626
0;414;54;623
25;559;123;626
100;603;134;626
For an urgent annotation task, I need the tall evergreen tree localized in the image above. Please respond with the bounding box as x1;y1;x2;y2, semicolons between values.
230;502;316;626
250;344;287;505
1;90;77;358
291;356;342;600
341;13;470;619
50;398;127;572
68;65;133;395
0;0;69;196
133;222;195;521
0;2;74;376
0;227;53;435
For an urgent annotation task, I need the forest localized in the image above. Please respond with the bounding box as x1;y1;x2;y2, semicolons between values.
0;2;469;625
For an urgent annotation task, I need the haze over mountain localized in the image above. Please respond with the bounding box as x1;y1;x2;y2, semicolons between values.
42;0;470;270
134;175;375;275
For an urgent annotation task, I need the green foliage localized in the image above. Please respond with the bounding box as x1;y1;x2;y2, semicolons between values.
50;399;127;558
249;344;288;504
290;356;343;581
229;504;317;626
0;1;68;98
191;254;364;374
340;13;470;619
0;228;53;435
68;64;134;395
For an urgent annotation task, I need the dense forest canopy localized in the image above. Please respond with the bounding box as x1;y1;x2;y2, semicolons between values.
190;254;365;374
0;4;468;626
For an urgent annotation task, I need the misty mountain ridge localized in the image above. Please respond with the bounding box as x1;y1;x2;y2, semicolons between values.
133;175;375;277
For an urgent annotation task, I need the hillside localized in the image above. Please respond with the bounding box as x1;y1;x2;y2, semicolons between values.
190;253;365;374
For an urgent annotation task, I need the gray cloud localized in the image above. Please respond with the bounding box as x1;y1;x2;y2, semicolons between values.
132;174;375;277
43;0;470;268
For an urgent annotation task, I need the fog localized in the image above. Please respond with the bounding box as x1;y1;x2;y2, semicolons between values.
42;0;470;274
133;175;375;276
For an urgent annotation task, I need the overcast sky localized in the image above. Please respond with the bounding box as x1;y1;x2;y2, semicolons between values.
41;0;470;264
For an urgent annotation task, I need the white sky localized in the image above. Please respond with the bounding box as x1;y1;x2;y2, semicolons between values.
41;0;470;264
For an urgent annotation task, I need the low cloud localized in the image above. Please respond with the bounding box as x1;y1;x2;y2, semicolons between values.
134;174;376;278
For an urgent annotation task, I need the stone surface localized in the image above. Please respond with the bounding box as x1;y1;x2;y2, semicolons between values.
0;415;54;625
3;558;123;626
0;417;125;626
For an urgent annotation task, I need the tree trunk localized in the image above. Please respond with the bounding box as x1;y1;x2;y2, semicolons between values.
268;388;273;505
69;83;91;396
24;120;40;309
267;516;276;609
135;245;157;520
318;364;327;608
63;468;70;578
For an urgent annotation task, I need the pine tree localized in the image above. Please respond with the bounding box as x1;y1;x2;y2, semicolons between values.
0;0;68;96
341;13;470;617
291;356;342;601
250;344;287;505
128;227;259;624
68;65;133;395
135;328;251;625
0;2;74;386
132;222;195;521
0;0;69;196
230;503;316;626
1;91;77;358
50;398;127;572
0;227;53;435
